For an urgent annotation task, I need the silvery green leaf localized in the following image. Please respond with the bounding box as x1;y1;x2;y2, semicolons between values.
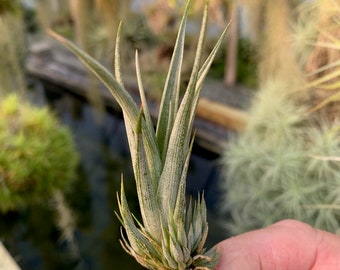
48;28;162;185
187;224;195;253
114;22;123;85
135;110;161;238
161;239;178;269
156;0;189;162
169;235;185;267
47;30;139;128
114;22;139;174
157;0;209;215
135;50;162;186
197;22;230;90
196;198;209;253
135;51;154;144
192;201;204;251
117;181;160;258
185;197;194;230
174;133;196;223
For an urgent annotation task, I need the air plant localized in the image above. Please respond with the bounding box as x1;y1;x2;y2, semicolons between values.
48;1;228;269
295;0;340;115
220;0;340;236
221;79;340;235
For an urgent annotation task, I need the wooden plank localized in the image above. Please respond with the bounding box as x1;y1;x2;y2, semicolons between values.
0;242;20;270
197;98;248;132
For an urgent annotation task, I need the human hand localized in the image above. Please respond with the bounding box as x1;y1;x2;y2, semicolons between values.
215;219;340;269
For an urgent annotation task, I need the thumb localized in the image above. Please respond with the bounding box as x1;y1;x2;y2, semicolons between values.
215;219;340;270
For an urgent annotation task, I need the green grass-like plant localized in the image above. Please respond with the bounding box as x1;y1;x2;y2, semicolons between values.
0;94;79;213
49;1;228;269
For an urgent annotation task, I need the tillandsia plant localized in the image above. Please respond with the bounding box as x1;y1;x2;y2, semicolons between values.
48;1;228;269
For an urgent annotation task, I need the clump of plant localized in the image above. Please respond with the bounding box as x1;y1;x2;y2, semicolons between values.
49;0;228;269
220;0;340;236
0;94;79;213
221;79;340;235
300;0;340;120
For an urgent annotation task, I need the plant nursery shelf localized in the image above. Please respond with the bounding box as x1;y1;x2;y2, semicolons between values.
26;40;248;155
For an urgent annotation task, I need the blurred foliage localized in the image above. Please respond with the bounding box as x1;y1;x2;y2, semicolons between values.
0;94;79;213
209;38;258;87
221;0;340;237
0;92;146;269
221;79;340;234
0;0;20;15
23;6;38;33
299;0;340;117
236;39;258;88
0;6;26;95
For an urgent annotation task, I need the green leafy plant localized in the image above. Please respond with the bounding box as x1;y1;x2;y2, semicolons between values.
49;1;228;269
0;94;79;213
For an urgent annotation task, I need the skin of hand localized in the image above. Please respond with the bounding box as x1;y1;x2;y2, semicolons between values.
215;219;340;270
